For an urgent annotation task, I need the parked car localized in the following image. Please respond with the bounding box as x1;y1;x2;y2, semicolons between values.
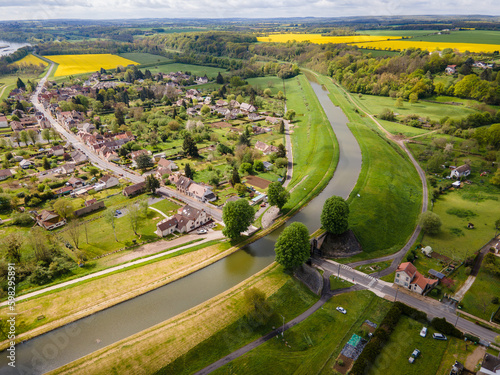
336;306;347;314
408;348;421;363
197;229;207;234
420;327;427;337
433;333;447;340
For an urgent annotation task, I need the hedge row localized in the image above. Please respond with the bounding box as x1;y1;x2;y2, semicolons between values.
430;317;464;339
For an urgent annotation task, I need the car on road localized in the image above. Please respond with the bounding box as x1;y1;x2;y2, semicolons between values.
336;307;347;314
408;348;420;363
420;327;427;337
197;229;207;234
433;333;447;340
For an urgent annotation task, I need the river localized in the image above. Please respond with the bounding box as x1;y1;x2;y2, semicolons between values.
0;80;362;374
0;40;30;57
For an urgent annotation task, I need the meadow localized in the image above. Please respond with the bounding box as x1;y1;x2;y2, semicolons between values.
461;266;500;320
43;54;140;77
117;52;171;65
413;29;500;45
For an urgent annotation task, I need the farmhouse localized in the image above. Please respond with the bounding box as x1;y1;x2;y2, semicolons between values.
0;169;12;181
394;262;438;295
35;210;66;230
450;164;471;179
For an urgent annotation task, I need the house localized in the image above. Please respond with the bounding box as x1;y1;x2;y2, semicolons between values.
394;262;438;295
248;113;263;122
19;159;33;169
478;353;500;375
74;200;105;217
187;182;217;202
445;65;457;75
71;150;88;165
123;181;146;197
169;174;192;194
155;204;210;237
0;115;8;128
85;198;97;207
450;164;471;179
255;141;278;155
158;158;178;171
196;76;208;84
240;103;256;113
50;145;65;157
0;169;12;181
35;210;66;230
67;177;85;188
156;216;179;237
54;185;74;196
10;121;24;131
99;174;120;189
130;149;152;168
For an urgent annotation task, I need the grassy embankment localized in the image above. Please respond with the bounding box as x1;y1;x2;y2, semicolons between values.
315;74;423;261
211;291;390;375
0;240;229;348
49;264;319;375
462;267;500;321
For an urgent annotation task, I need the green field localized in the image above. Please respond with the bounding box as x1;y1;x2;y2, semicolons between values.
412;30;500;45
148;63;225;78
212;291;390;375
329;276;354;290
358;30;440;37
117;52;171;65
377;119;431;137
462;266;500;320
281;74;338;213
352;94;478;122
421;189;500;260
246;76;286;95
150;198;181;216
317;75;423;258
368;315;460;375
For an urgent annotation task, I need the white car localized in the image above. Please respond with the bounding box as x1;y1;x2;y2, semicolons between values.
336;306;347;314
420;327;427;337
197;229;207;234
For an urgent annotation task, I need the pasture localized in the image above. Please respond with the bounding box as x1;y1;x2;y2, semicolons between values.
43;54;139;77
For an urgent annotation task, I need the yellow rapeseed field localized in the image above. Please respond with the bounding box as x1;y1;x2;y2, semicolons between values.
351;40;500;53
12;54;48;67
257;33;401;44
43;54;139;77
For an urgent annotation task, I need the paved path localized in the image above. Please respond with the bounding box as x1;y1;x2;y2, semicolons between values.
149;206;168;218
0;231;224;307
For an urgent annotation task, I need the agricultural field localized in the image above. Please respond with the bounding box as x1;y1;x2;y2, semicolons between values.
351;40;500;53
147;62;224;78
358;30;440;37
43;54;140;77
117;52;171;65
411;30;500;45
12;53;48;67
257;34;402;44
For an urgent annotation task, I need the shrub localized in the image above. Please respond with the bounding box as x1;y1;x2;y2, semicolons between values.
430;317;463;339
464;333;480;343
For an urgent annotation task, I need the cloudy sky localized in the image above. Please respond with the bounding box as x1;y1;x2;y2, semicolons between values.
0;0;498;21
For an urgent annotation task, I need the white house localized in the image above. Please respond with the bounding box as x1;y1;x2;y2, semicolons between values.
450;164;471;179
99;174;120;189
19;159;33;169
156;205;210;237
395;262;438;295
478;353;500;375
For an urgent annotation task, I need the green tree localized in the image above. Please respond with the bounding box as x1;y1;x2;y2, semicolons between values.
244;288;272;327
41;128;51;143
104;208;118;242
284;109;296;121
409;92;419;104
278;120;285;134
216;72;224;84
19;130;28;146
201;105;211;116
135;153;153;170
16;77;25;89
127;203;142;236
253;160;264;172
27;129;37;145
2;232;23;262
276;143;286;158
42;157;50;170
114;106;125;126
66;219;81;249
419;211;442;234
239;162;253;175
267;182;289;211
184;163;193;179
231;167;241;185
321;196;349;234
275;222;310;270
0;194;12;213
491;169;500;186
222;199;254;240
53;198;74;219
145;175;160;193
183;133;199;158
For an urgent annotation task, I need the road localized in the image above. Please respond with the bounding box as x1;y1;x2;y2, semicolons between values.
32;63;144;184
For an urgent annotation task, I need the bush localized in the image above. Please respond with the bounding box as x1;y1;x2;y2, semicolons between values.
430;317;463;339
464;333;480;343
11;212;33;226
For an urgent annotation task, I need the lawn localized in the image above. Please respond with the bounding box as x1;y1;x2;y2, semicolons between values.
117;52;171;65
377;119;431;138
211;291;391;375
246;76;287;96
355;260;392;274
367;315;453;375
317;75;423;259
147;63;224;78
352;94;478;122
330;275;354;290
461;267;500;321
150;198;181;216
421;191;500;260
